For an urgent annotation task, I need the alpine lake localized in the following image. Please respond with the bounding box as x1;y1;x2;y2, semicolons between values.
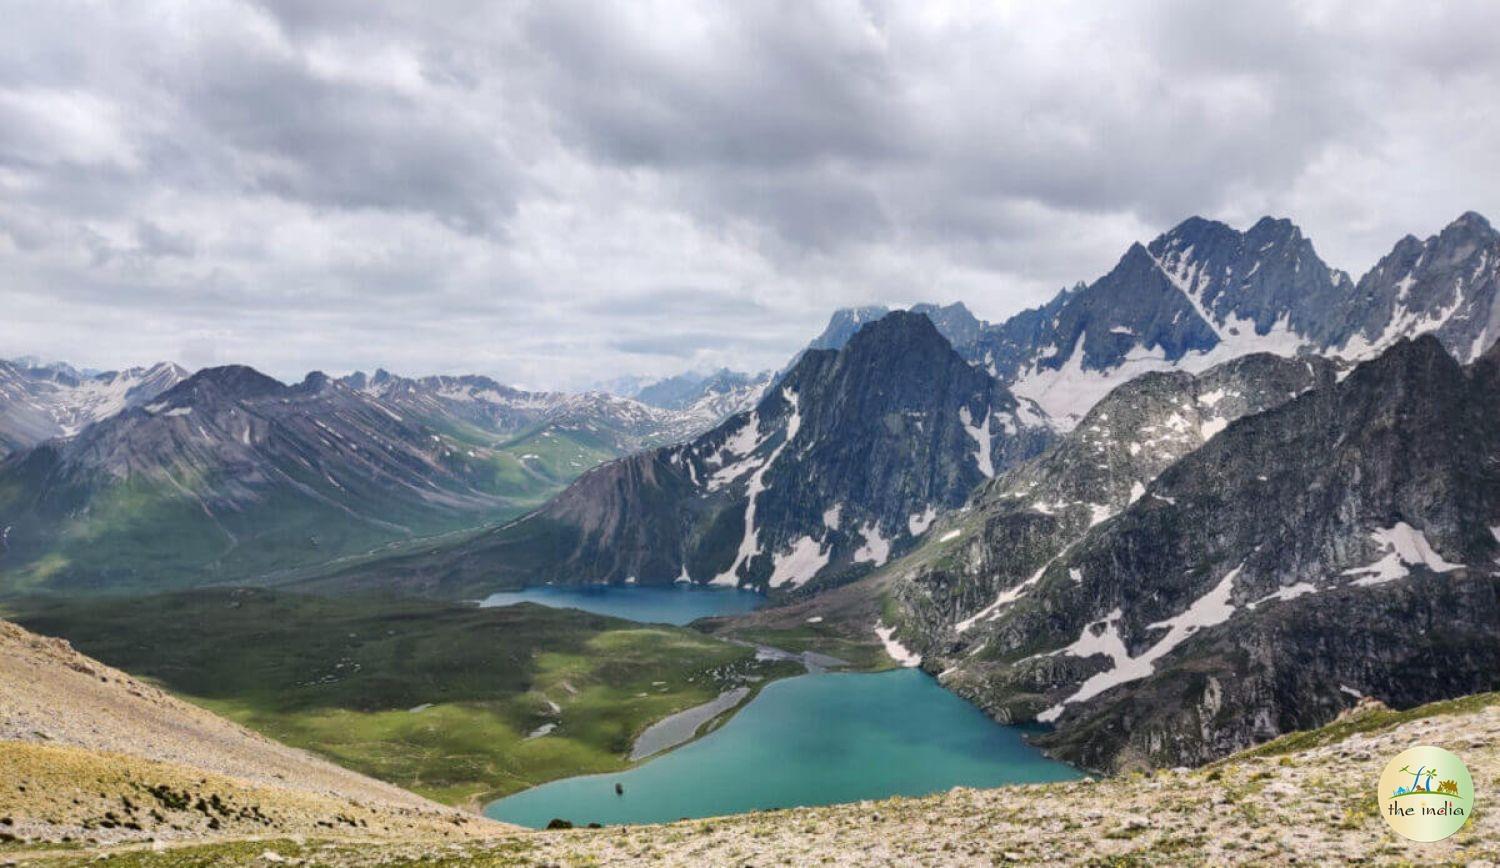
479;584;1080;828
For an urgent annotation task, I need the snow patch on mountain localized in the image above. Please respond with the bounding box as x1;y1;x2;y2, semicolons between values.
1246;581;1317;609
1343;522;1461;586
907;506;937;536
874;622;921;667
1039;564;1242;722
1012;343;1174;431
768;535;830;589
853;521;891;566
712;389;801;587
958;405;995;477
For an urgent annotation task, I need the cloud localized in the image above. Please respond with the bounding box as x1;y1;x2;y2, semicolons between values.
1;0;1498;388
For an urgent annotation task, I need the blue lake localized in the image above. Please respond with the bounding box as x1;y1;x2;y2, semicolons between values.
485;667;1080;828
477;584;765;625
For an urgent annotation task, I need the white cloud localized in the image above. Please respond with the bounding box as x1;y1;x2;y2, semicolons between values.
0;0;1497;387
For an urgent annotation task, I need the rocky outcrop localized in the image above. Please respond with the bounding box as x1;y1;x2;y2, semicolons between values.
892;351;1338;645
895;336;1500;772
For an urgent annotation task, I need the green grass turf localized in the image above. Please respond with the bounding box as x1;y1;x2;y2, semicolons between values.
8;589;800;807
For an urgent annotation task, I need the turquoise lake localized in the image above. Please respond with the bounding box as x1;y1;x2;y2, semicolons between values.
477;584;765;625
485;667;1080;828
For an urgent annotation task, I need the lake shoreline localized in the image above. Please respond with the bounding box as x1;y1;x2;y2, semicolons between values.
477;584;768;625
485;668;1081;829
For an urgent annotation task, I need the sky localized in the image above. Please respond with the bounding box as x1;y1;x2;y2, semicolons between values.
2;1;1498;390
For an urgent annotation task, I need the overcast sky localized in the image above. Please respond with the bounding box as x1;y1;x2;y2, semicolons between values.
2;1;1497;389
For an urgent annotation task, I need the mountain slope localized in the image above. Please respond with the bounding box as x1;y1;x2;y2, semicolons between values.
892;336;1500;771
0;359;187;457
0;617;496;847
320;312;1054;597
888;351;1339;641
0;367;541;592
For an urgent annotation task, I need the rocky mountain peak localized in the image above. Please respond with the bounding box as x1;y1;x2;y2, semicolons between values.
909;302;983;349
807;305;892;351
802;302;986;358
343;306;1054;596
160;365;286;406
297;371;335;394
839;308;949;361
1247;215;1303;239
1448;210;1495;236
1342;211;1500;362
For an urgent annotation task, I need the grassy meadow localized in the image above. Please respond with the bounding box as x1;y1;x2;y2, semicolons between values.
8;589;800;808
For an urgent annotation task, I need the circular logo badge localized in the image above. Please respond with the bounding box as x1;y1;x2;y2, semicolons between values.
1379;745;1475;842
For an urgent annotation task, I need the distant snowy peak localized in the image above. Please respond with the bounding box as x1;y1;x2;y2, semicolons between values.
0;358;187;454
336;368;722;448
1338;211;1500;364
1148;216;1355;347
806;305;896;351
1002;218;1332;428
669;370;774;427
635;367;773;422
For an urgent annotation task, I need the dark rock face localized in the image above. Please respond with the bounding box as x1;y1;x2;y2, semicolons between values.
339;312;1055;596
894;352;1338;644
1148;216;1356;346
895;337;1500;772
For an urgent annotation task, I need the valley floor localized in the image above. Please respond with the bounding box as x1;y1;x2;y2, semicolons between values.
10;693;1496;865
4;591;801;809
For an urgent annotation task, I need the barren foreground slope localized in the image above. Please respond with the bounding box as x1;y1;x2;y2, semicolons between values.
7;683;1496;865
0;619;503;846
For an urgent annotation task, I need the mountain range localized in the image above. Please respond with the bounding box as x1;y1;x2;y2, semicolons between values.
318;210;1500;599
0;359;187;457
0;363;757;591
293;208;1500;776
314;312;1053;596
816;211;1500;429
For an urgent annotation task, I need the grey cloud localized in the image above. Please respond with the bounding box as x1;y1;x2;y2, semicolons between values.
0;1;1497;388
134;221;197;259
